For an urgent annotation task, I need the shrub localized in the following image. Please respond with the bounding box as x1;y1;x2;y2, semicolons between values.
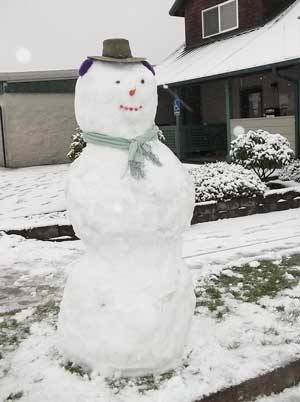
67;128;86;161
188;162;267;203
230;129;294;181
279;160;300;183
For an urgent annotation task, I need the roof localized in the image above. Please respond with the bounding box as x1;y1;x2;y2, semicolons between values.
169;0;185;17
156;0;300;86
0;69;78;83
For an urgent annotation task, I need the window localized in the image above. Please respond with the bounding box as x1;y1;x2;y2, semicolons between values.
202;0;239;39
240;88;263;118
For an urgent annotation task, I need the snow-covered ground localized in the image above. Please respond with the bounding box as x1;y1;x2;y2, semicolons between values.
1;164;300;400
0;165;68;230
1;208;300;401
255;386;300;402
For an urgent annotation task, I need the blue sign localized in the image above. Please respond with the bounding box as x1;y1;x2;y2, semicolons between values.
174;99;181;116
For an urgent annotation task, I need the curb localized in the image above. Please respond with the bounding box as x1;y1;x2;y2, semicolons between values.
195;359;300;402
5;224;77;241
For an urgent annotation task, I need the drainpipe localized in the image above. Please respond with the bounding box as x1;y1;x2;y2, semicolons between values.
0;105;7;167
273;66;300;158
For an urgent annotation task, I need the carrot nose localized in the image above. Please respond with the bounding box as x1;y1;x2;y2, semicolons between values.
129;88;136;96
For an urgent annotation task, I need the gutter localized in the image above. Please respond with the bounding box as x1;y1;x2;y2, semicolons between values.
157;59;300;88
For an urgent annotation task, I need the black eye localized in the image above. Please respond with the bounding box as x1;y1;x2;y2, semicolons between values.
141;79;145;84
116;80;120;84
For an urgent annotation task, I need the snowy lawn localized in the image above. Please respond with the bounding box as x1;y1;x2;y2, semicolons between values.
1;209;300;402
0;164;68;230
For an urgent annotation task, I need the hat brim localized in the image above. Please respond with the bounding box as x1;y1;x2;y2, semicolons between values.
88;56;146;63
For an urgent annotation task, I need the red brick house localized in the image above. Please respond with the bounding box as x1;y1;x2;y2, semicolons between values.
156;0;300;161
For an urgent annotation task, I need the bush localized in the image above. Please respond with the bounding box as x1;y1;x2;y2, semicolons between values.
67;128;86;161
279;160;300;183
188;162;267;203
230;129;294;181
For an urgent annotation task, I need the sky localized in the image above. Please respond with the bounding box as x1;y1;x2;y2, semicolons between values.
0;0;184;73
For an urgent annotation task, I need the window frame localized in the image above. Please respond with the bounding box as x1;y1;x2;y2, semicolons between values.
202;0;239;39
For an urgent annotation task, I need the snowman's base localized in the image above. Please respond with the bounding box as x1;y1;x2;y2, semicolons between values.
57;249;195;377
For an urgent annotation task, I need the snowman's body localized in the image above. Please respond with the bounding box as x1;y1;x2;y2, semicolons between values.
58;61;195;377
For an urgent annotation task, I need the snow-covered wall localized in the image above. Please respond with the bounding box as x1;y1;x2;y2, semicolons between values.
3;93;76;167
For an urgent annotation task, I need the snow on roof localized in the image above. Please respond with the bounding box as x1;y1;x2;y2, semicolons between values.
156;0;300;86
0;70;78;83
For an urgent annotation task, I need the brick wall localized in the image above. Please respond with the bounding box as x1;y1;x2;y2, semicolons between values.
185;0;264;48
184;0;294;49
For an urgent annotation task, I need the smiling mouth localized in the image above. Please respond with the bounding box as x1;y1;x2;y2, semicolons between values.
120;105;143;112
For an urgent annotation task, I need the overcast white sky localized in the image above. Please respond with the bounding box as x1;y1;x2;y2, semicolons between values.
0;0;184;73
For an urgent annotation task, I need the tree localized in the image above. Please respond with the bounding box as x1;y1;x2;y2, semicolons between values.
231;129;294;181
67;128;86;162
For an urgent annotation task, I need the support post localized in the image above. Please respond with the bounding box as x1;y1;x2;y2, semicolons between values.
175;114;182;160
294;80;300;158
225;80;232;161
296;67;300;158
274;66;300;158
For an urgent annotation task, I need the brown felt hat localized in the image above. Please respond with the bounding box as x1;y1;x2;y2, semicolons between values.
88;38;146;63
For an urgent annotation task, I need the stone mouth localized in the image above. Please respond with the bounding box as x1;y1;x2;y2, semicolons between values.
120;105;143;112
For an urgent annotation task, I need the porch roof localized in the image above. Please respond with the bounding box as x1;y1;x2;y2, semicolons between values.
156;0;300;86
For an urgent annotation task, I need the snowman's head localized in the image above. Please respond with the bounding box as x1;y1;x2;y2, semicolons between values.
75;60;157;139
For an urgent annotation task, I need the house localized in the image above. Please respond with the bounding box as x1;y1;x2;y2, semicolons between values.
155;0;300;162
0;70;77;168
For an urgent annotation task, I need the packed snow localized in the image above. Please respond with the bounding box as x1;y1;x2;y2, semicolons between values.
58;60;195;376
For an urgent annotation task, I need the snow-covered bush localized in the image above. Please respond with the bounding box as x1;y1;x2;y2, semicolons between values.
279;160;300;183
188;162;267;203
231;129;294;181
67;128;86;161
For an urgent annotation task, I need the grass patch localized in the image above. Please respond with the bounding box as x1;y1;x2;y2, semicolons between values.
63;361;90;378
195;254;300;315
4;391;23;401
105;370;176;394
0;300;60;355
0;318;30;350
32;300;60;324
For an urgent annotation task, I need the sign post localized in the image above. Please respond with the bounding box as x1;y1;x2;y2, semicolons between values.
174;99;182;159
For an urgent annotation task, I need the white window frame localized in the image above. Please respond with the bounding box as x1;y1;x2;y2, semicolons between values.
202;0;239;39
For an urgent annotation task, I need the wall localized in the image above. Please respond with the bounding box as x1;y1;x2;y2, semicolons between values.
184;0;264;48
201;81;226;124
4;93;76;168
231;116;296;150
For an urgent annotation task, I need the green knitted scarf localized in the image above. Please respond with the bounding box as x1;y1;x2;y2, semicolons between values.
82;126;162;179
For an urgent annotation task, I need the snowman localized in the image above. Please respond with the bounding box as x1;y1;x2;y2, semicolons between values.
58;38;195;377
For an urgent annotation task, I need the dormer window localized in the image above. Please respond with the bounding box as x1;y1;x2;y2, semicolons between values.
202;0;239;39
